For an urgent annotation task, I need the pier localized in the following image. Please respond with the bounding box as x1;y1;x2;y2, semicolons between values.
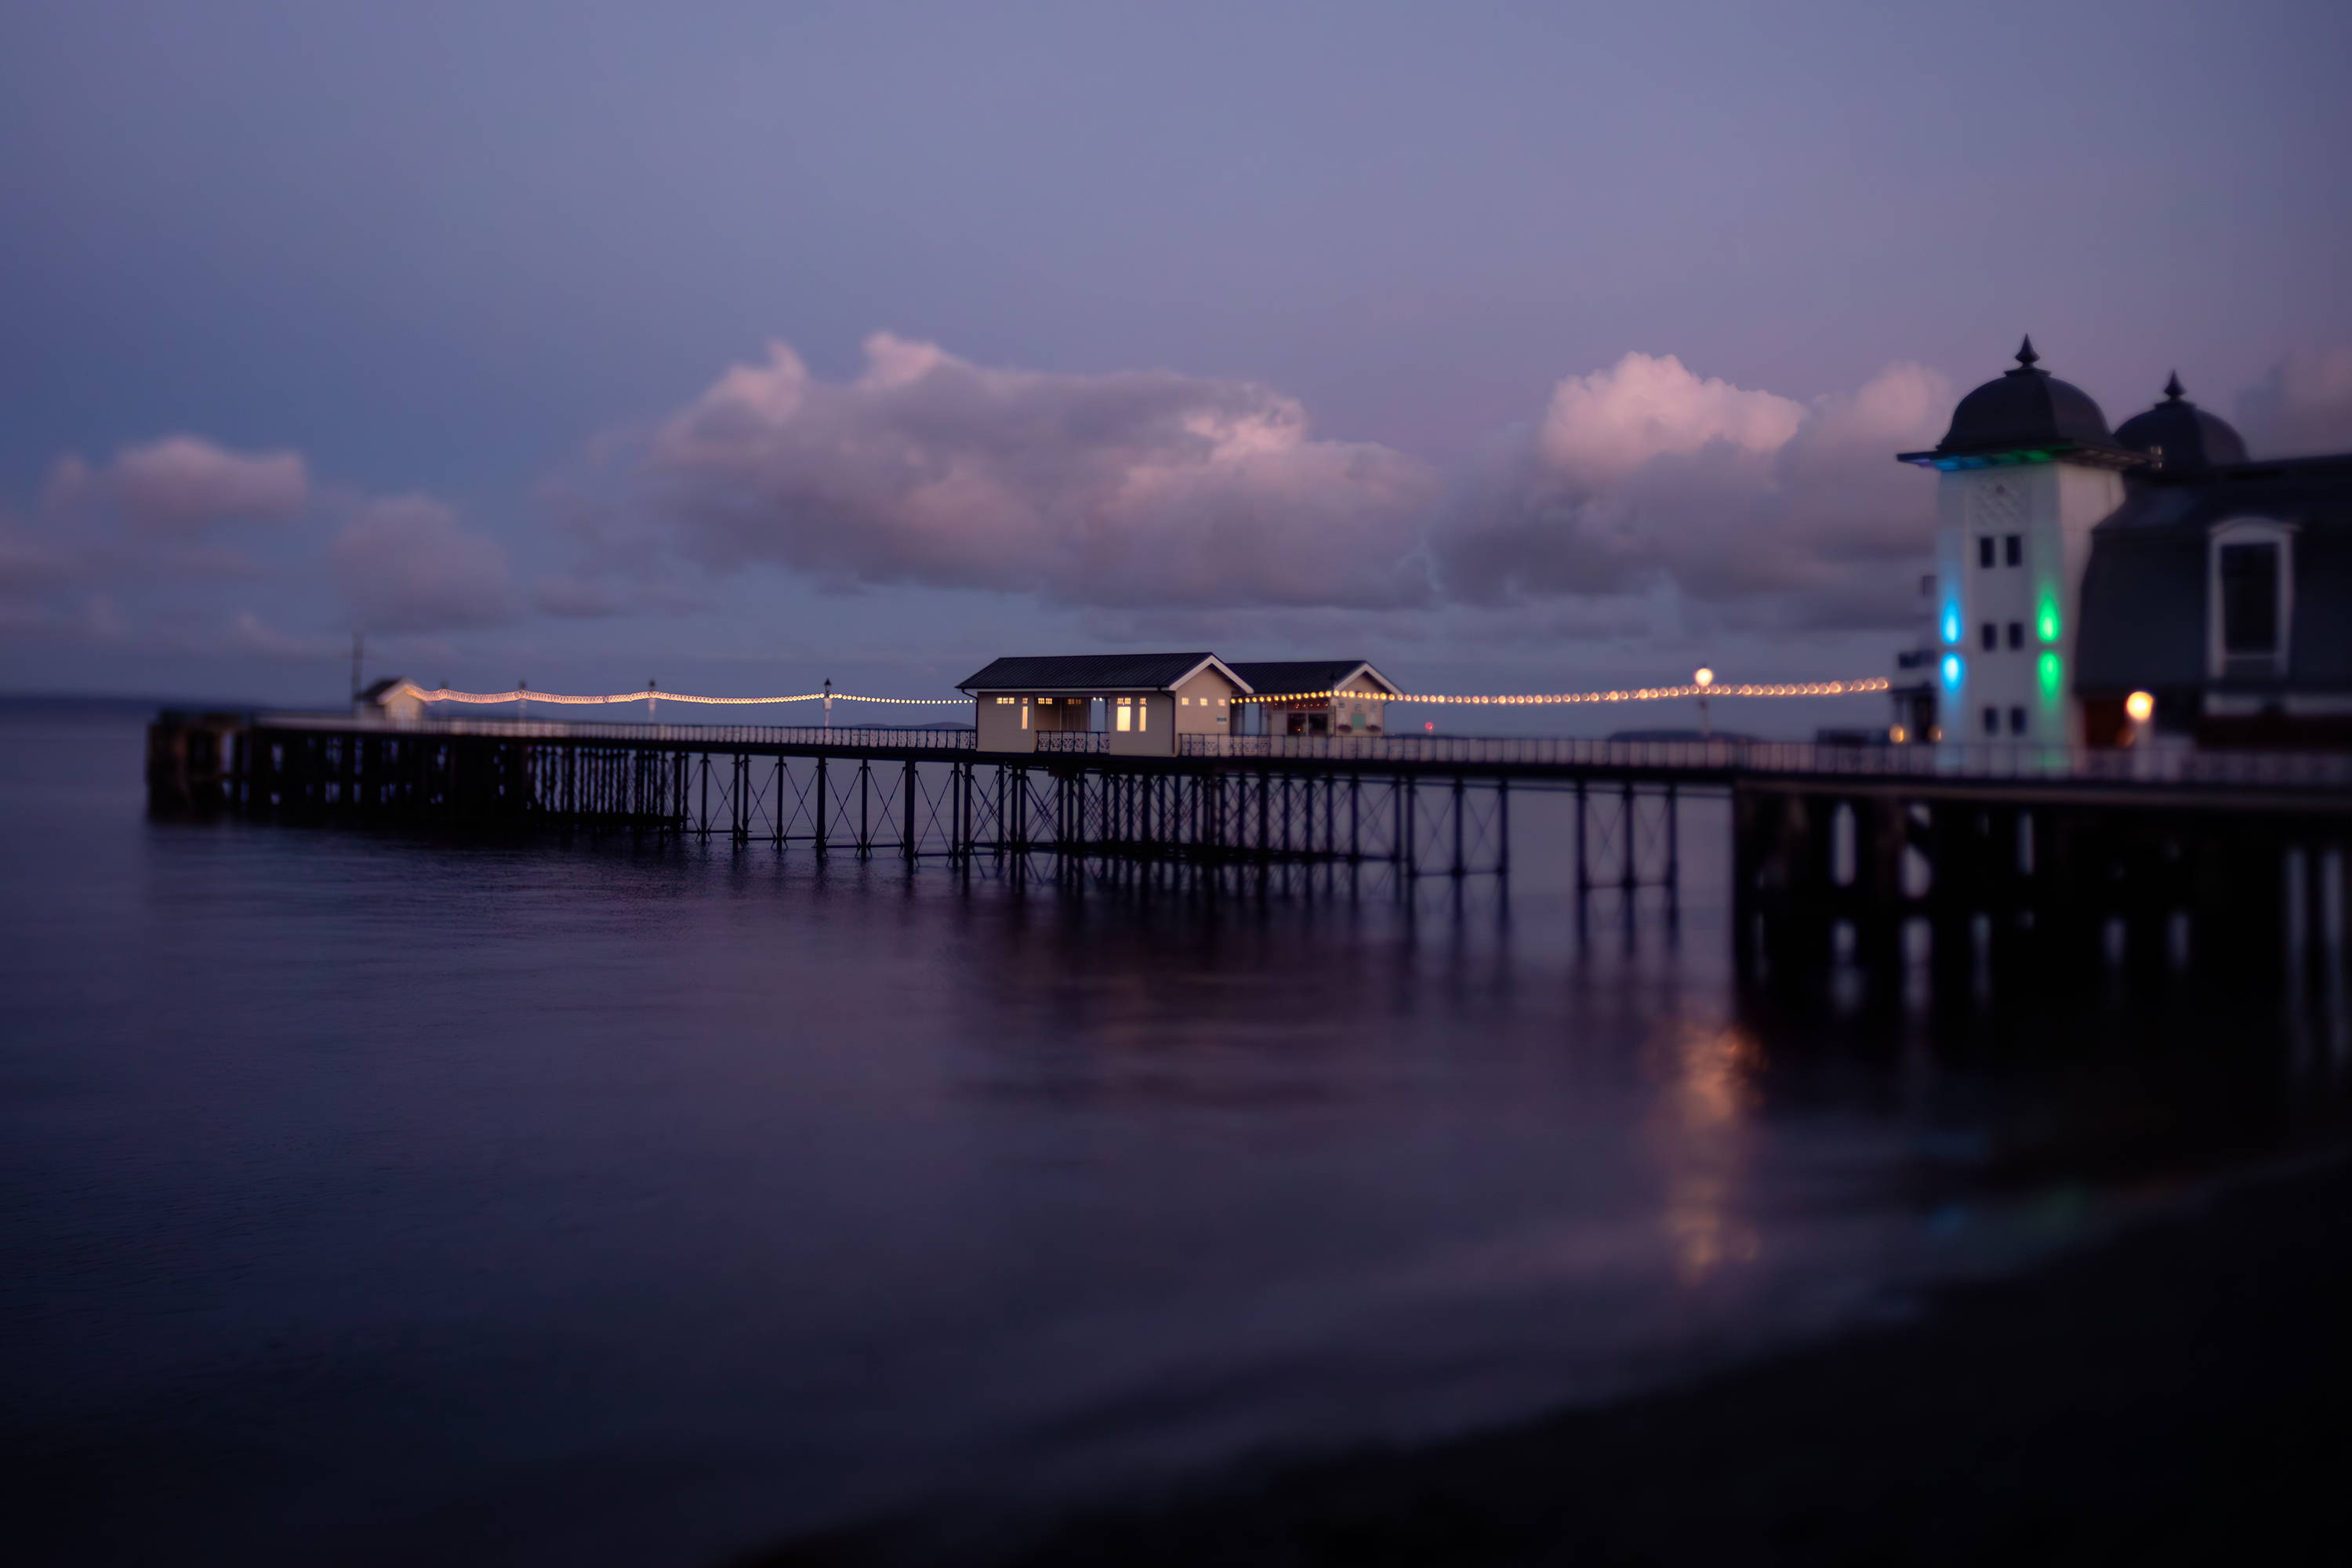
149;711;2352;997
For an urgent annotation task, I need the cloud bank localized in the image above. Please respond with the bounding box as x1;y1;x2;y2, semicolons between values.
3;434;514;655
632;338;1952;632
13;337;2348;677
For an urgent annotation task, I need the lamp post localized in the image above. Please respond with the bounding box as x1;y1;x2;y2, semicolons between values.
822;677;833;735
1694;667;1715;739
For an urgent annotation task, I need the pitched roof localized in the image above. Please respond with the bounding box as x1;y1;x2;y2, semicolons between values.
358;677;408;702
956;652;1249;693
1225;660;1401;697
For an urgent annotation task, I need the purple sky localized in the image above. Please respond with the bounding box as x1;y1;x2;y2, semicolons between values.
5;0;2349;720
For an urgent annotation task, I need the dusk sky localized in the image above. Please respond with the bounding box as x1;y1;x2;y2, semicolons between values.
5;0;2349;712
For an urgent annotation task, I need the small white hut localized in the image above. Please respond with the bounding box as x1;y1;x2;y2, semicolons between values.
1226;661;1400;738
957;652;1253;755
354;677;426;723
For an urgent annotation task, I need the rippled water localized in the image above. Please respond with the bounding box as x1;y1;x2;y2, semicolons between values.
3;703;2343;1566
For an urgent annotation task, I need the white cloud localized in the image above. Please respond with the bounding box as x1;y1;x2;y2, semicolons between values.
641;333;1440;609
330;496;517;633
1535;353;1805;482
1438;356;1950;630
46;435;310;535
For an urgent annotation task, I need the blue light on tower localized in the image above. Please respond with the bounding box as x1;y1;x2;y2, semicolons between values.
1942;604;1962;644
1941;654;1963;688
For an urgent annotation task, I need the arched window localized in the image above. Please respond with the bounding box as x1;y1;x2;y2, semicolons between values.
2207;518;2296;681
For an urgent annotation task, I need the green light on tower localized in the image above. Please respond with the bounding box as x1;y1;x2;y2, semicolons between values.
2037;591;2061;644
2038;651;2063;702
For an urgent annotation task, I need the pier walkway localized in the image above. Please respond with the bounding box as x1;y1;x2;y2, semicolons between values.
148;710;2352;996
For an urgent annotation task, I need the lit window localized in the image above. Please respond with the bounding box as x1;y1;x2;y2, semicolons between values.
996;696;1013;705
1116;700;1131;732
1138;701;1148;732
1020;705;1029;730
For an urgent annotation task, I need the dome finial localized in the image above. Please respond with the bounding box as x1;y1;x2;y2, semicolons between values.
2015;336;2039;368
2163;370;2184;402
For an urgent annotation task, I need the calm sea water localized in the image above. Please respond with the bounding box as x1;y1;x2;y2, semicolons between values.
4;703;2345;1566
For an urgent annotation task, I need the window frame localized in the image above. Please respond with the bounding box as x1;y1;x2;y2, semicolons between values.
2206;517;2296;680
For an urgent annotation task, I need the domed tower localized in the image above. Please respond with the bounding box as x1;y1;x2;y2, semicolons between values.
1897;339;2140;746
2114;373;2249;473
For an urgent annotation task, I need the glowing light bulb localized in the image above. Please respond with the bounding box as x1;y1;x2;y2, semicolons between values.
1693;667;1715;688
2125;691;2154;723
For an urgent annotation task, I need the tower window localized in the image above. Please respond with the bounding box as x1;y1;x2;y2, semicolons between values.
2005;534;2023;566
1978;537;1995;568
2006;622;2024;649
1980;623;1997;652
1982;706;1998;735
2009;706;2027;735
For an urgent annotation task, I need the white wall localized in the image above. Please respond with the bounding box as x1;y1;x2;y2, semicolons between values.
975;696;1033;752
1107;693;1171;755
1933;459;2122;745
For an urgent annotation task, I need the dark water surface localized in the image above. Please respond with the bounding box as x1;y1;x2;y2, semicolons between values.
3;706;2346;1566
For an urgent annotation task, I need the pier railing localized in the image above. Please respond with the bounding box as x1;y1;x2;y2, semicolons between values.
232;712;2352;792
1180;732;2352;789
251;715;980;750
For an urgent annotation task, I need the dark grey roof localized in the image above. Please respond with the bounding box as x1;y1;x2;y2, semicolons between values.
2114;373;2249;471
2077;453;2352;695
1225;659;1399;696
1907;338;2125;462
358;677;407;702
956;652;1244;693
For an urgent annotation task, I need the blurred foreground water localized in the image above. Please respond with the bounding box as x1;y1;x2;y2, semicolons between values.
3;702;2347;1566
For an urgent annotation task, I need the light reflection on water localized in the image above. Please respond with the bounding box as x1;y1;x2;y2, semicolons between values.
2;707;2347;1566
1651;1018;1764;1285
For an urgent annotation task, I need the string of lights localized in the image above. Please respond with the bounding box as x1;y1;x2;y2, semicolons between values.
396;684;965;706
1230;678;1888;706
397;677;1889;708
